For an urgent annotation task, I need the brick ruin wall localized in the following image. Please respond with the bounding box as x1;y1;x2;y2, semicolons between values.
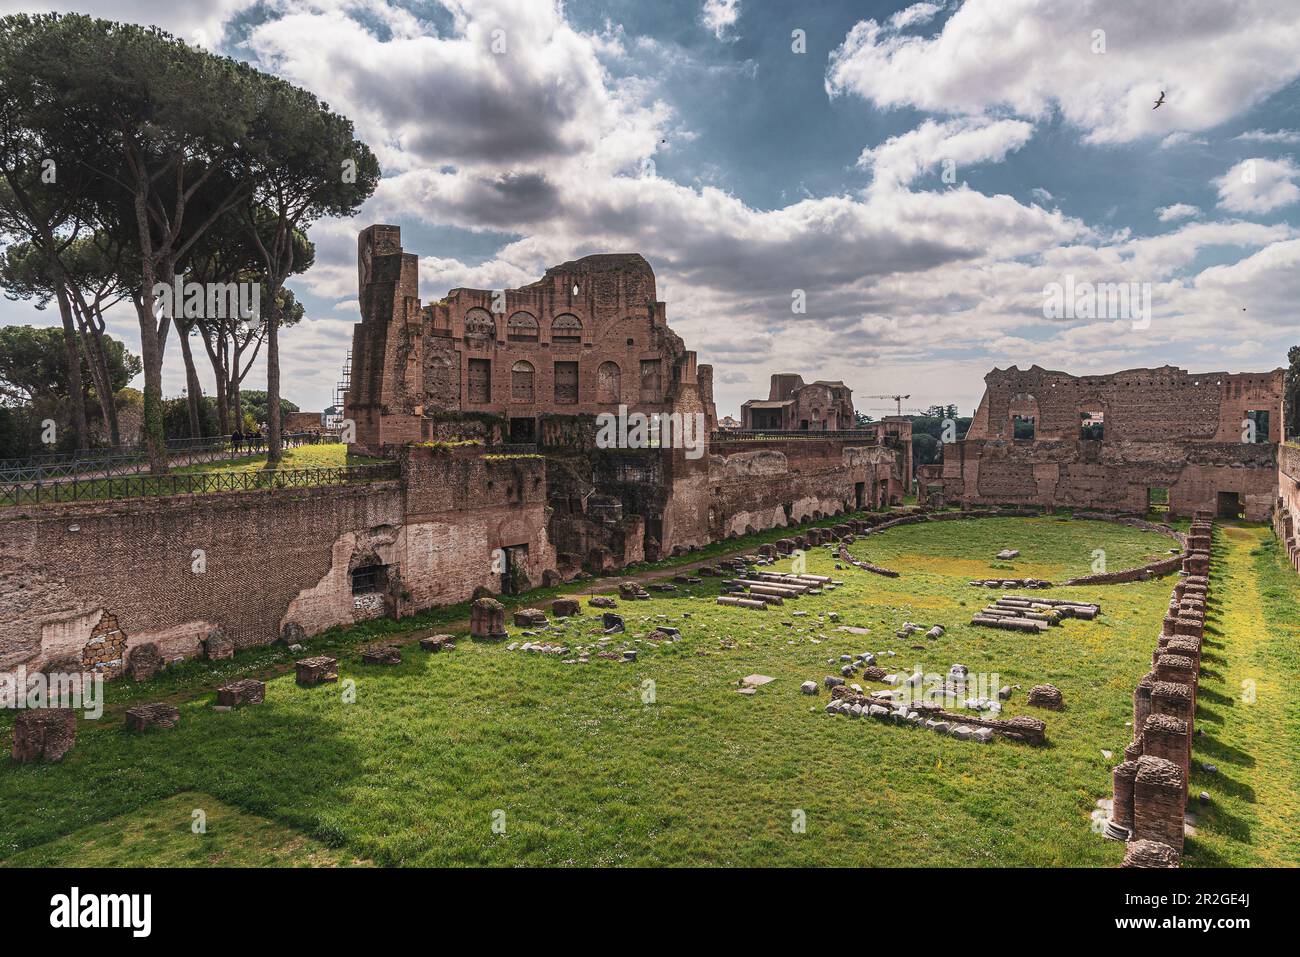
283;411;324;432
662;439;901;552
943;365;1284;520
1275;444;1300;574
347;224;715;454
0;449;551;679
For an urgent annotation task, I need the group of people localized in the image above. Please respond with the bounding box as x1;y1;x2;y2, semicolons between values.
229;428;264;453
228;428;329;453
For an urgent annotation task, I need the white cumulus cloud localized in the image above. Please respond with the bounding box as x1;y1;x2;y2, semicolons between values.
1215;157;1300;214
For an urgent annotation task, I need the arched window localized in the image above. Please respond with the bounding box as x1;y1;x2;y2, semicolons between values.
464;308;495;344
507;311;538;342
511;360;535;403
551;313;582;344
597;361;621;403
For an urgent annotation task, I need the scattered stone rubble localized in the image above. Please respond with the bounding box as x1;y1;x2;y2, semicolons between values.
125;703;181;733
971;596;1100;632
361;644;402;666
968;577;1053;589
818;685;1045;745
1027;683;1064;710
11;708;76;762
513;608;548;628
216;678;265;707
295;656;339;687
836;545;900;578
715;571;841;611
552;598;580;617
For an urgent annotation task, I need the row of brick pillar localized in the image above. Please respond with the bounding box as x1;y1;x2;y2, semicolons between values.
1109;511;1213;867
1274;495;1299;573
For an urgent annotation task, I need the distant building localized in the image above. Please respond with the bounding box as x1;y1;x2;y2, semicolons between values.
717;415;741;430
740;374;854;431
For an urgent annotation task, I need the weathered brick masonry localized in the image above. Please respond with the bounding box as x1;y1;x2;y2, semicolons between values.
944;365;1284;520
347;224;715;452
1274;443;1300;574
344;223;903;570
0;447;551;678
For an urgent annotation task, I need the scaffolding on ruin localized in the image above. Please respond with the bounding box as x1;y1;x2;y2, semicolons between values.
327;349;351;432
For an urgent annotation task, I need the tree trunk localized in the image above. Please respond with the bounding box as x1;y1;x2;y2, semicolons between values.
133;187;169;474
178;323;203;438
73;301;122;448
212;370;229;436
231;376;243;432
266;309;282;465
52;282;89;453
76;320;116;446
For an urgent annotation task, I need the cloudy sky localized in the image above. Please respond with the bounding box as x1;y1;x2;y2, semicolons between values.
2;0;1299;418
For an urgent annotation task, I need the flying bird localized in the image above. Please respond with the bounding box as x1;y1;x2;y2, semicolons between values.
1153;91;1166;109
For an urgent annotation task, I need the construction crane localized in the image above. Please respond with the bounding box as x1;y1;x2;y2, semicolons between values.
864;394;911;416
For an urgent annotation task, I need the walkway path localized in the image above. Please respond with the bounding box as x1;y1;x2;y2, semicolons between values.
1187;524;1300;865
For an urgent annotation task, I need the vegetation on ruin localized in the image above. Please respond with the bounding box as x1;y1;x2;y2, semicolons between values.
412;439;486;453
5;514;1292;867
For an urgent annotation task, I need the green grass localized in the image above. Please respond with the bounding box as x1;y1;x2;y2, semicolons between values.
1179;524;1300;866
4;514;1239;868
0;791;367;867
171;443;387;474
0;443;392;507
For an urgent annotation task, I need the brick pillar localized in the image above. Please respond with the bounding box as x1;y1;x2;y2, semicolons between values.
1151;680;1195;765
1121;839;1180;868
1133;755;1185;856
1141;713;1190;800
470;597;507;640
1132;673;1156;747
1161;614;1178;639
1165;636;1200;670
1109;759;1138;839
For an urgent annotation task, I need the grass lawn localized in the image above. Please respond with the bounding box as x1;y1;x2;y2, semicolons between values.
1179;524;1300;866
1;791;367;867
1;514;1294;867
0;443;392;507
171;443;387;474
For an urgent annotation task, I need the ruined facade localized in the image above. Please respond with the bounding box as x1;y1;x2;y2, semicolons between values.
347;224;715;451
344;224;902;571
0;447;553;678
943;365;1285;520
741;374;855;431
